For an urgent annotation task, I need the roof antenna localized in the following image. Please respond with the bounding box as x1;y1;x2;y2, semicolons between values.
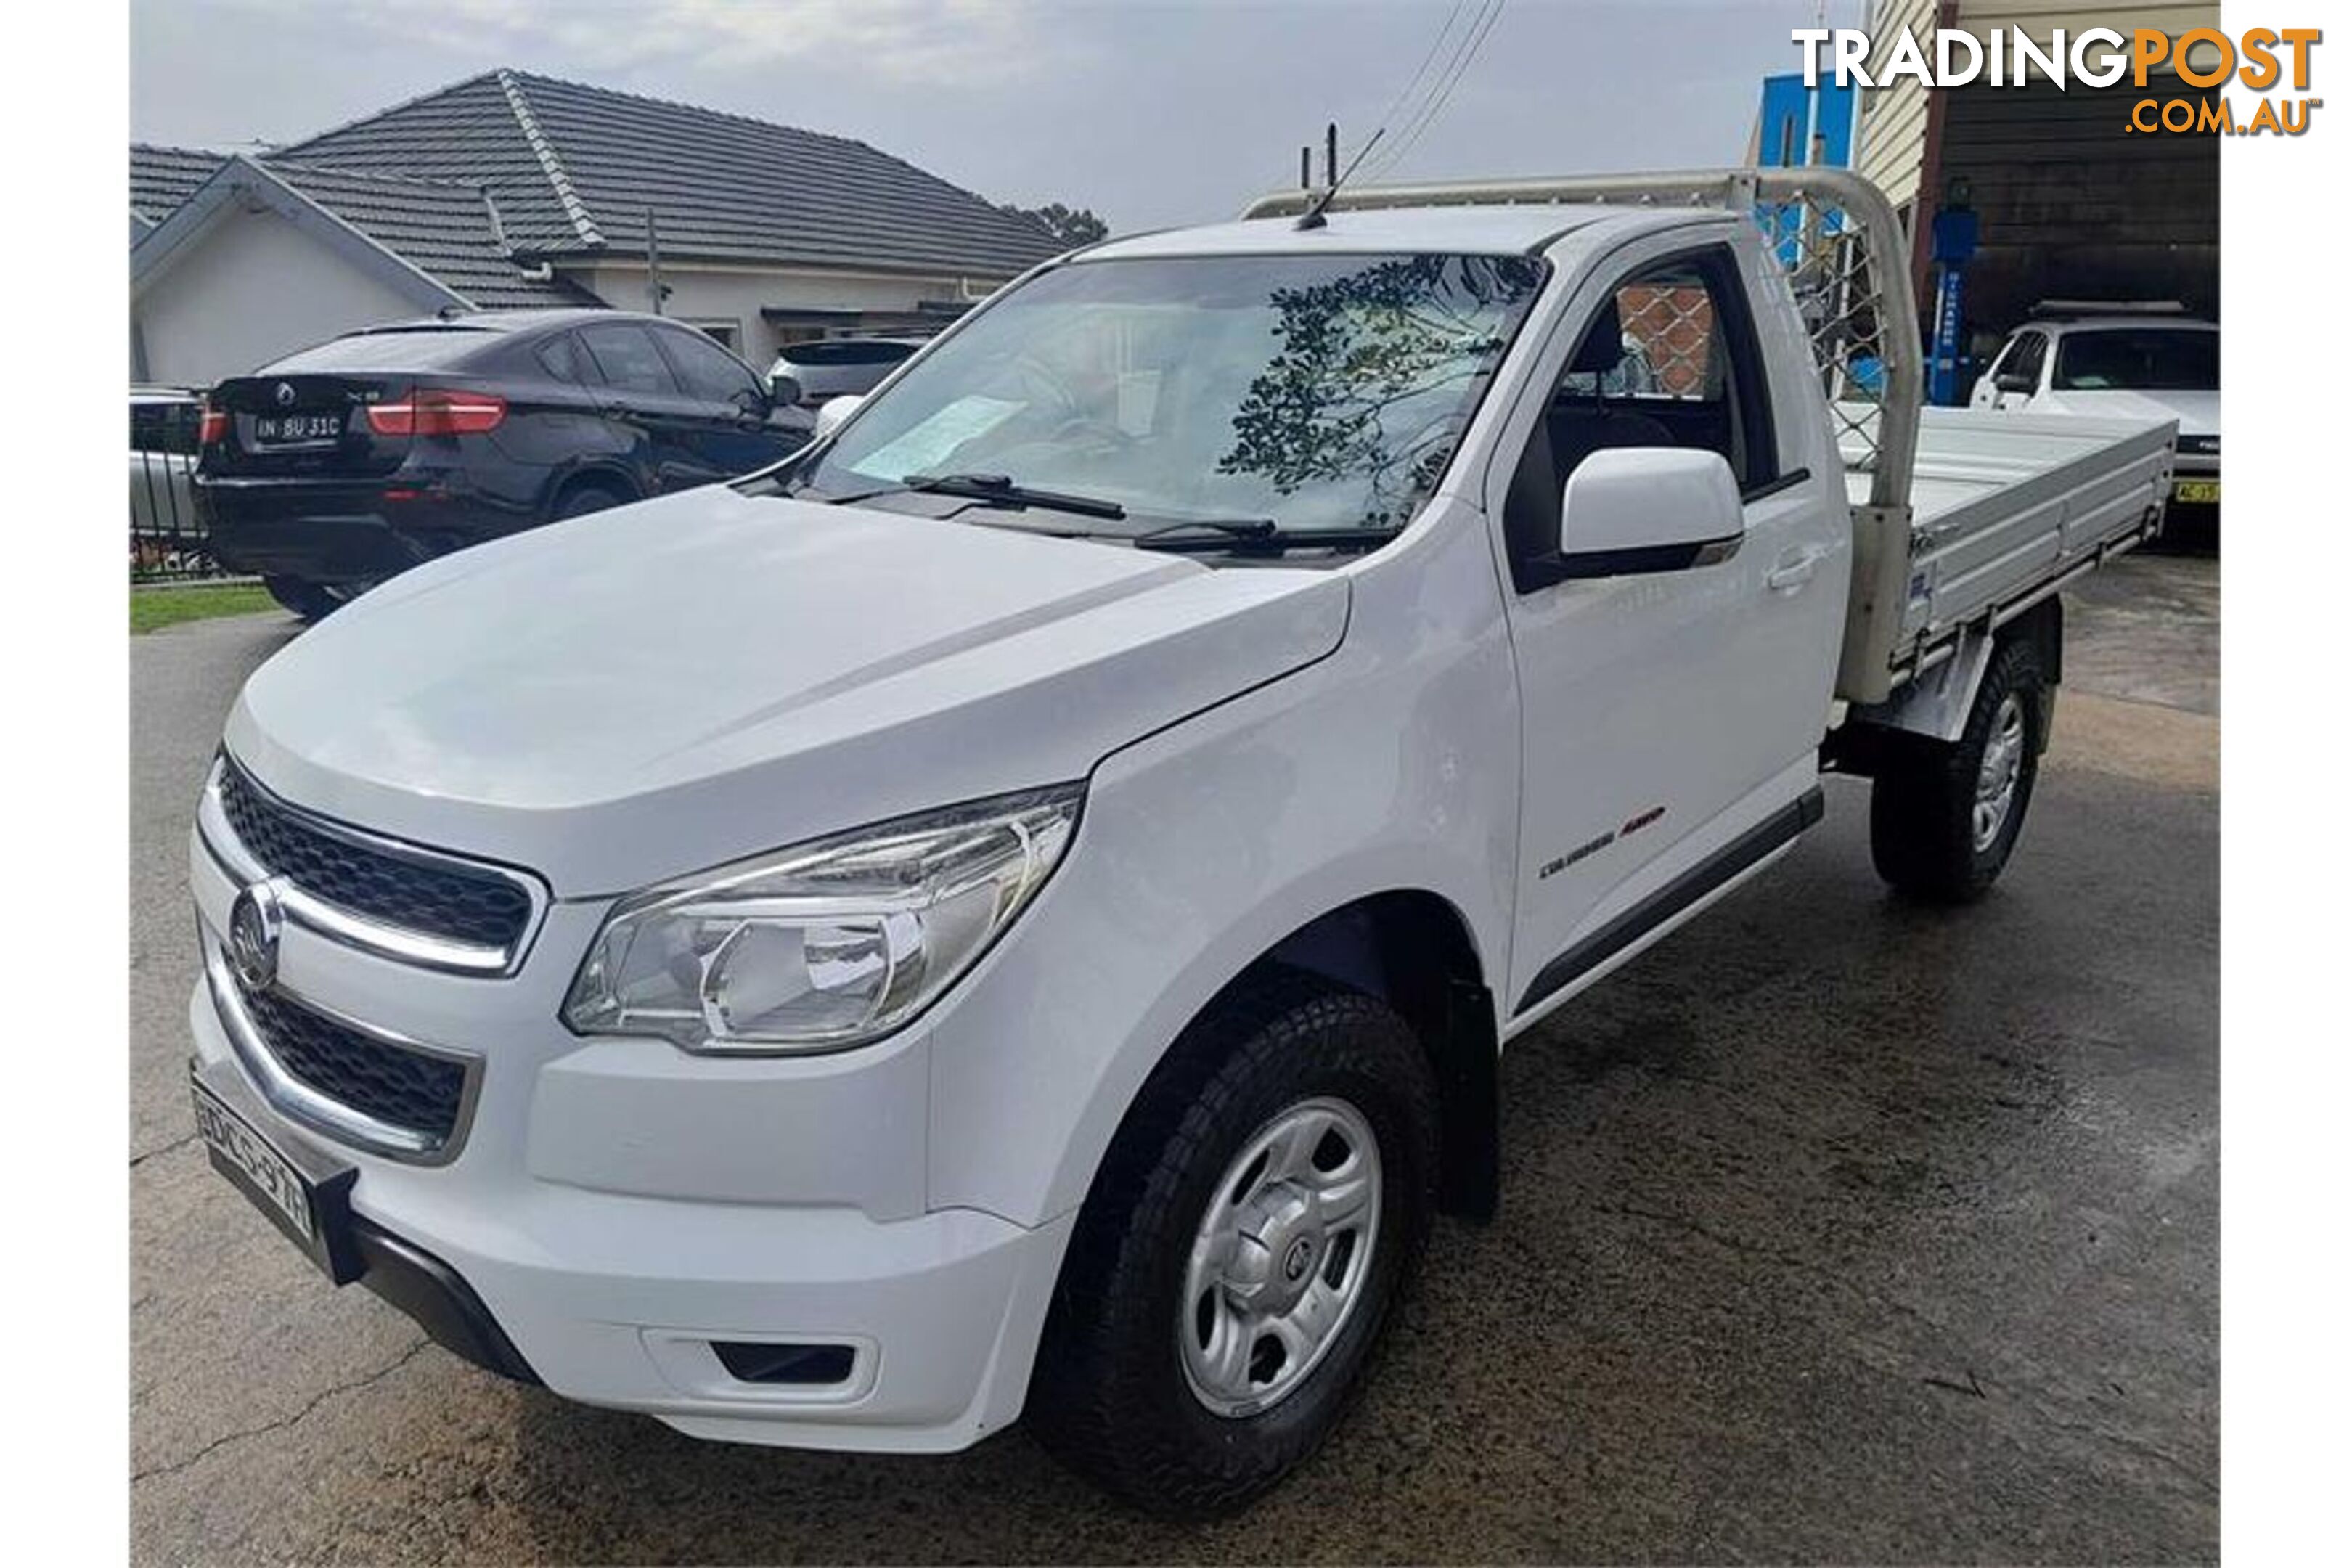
1295;124;1384;230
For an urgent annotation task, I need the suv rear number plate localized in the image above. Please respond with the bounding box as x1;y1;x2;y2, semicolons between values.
253;414;343;442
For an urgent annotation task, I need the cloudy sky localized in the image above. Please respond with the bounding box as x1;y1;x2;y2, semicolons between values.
131;0;1861;232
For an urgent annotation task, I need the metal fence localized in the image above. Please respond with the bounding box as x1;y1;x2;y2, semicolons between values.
131;393;222;581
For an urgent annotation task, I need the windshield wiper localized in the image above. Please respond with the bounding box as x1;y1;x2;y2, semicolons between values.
899;472;1127;520
791;473;1390;557
1130;518;1398;556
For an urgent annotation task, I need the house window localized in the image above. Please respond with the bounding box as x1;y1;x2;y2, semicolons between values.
688;320;740;351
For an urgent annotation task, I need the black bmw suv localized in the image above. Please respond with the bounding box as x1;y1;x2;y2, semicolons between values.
197;309;814;618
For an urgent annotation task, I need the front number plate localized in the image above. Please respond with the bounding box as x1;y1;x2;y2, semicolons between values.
2173;479;2220;505
189;1071;364;1281
192;1079;312;1238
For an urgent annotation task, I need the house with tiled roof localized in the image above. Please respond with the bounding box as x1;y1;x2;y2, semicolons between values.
131;69;1065;387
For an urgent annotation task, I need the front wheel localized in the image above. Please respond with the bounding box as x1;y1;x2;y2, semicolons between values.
1026;973;1437;1518
1869;636;2048;902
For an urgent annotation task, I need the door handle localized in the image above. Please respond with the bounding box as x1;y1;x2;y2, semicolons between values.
1765;549;1824;592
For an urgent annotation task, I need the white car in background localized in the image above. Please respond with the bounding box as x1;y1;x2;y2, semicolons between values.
1972;306;2219;513
762;337;924;408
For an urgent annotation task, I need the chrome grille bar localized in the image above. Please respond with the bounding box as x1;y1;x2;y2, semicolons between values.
197;756;548;976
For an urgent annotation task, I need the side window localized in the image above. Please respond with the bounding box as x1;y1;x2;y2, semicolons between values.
533;331;600;386
2010;330;2049;389
656;327;763;405
1560;279;1707;401
1503;245;1778;587
1553;251;1774;486
578;323;682;397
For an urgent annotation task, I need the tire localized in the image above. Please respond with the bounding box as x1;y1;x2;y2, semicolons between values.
553;478;629;520
1027;970;1437;1519
261;576;351;623
1869;636;2047;903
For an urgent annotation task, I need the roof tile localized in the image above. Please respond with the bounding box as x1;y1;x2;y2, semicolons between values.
269;162;600;309
131;145;595;309
276;68;1063;277
131;144;226;221
135;68;1061;309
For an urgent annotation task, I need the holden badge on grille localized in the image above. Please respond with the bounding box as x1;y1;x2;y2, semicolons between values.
226;881;286;992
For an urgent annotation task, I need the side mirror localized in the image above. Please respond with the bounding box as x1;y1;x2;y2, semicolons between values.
1993;369;2035;396
1548;447;1744;580
767;372;804;408
814;393;865;440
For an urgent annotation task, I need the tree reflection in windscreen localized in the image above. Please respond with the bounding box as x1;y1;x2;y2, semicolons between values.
1217;254;1545;528
809;252;1546;537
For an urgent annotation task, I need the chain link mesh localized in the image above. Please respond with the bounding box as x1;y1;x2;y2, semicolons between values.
1745;183;1896;480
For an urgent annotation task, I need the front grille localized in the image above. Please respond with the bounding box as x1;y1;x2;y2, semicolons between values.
216;762;534;953
237;976;469;1145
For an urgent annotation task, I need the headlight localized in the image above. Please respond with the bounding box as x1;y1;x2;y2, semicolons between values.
562;784;1083;1053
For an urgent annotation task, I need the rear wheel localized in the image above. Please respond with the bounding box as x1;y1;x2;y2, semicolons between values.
553;478;630;520
261;576;354;623
1869;637;2047;902
1026;972;1437;1518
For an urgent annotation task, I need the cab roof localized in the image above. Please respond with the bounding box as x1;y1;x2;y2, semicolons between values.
1082;203;1712;263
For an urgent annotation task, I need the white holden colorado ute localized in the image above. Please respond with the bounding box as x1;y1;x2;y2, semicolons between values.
186;169;2177;1516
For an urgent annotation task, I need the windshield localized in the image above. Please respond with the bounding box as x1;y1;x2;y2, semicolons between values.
2051;327;2218;391
789;252;1548;539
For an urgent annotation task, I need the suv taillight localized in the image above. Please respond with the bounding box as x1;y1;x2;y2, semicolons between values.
366;388;507;437
197;401;227;446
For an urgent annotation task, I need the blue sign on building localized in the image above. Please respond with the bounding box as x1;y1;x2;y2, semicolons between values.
1757;72;1855;170
1753;71;1858;266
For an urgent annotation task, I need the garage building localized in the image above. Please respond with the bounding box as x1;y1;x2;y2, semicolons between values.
1853;1;2219;369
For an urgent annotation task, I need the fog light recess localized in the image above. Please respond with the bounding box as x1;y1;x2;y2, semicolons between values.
711;1340;857;1386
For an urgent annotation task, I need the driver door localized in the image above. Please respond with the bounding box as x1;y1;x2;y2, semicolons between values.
1493;233;1841;1020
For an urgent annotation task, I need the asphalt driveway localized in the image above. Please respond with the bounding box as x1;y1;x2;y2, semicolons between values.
130;553;2218;1564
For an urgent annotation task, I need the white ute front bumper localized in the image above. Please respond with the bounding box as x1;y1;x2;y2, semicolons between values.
185;807;1074;1454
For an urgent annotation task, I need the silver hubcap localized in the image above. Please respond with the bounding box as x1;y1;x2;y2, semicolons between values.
1179;1096;1381;1418
1973;693;2028;852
